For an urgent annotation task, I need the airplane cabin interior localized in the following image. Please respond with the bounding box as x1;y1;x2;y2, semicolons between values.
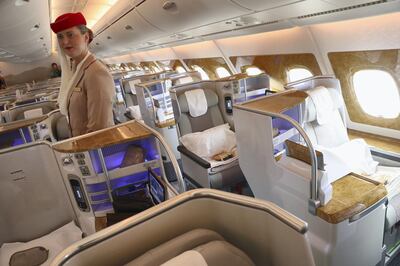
0;0;399;265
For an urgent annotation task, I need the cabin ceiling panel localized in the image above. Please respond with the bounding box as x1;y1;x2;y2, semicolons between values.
0;0;50;63
135;0;250;33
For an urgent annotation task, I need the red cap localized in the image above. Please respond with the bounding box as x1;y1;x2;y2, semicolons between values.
50;12;86;33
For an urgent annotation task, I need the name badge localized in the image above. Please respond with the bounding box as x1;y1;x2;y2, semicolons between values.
73;87;82;92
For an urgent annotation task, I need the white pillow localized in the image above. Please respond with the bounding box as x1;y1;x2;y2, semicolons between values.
180;124;236;159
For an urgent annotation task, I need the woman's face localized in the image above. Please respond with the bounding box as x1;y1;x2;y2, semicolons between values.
57;26;88;60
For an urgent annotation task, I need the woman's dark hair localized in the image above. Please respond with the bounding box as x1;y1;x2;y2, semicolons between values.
77;25;94;44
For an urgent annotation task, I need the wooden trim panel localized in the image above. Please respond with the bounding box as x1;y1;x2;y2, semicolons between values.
239;90;307;114
348;129;400;154
53;121;152;153
317;173;387;224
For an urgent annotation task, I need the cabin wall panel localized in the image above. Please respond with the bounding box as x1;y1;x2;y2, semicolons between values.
215;27;317;57
309;13;400;53
173;41;223;59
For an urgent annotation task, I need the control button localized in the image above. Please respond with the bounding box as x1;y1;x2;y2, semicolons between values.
74;153;85;159
79;166;90;176
40;124;47;129
77;159;86;165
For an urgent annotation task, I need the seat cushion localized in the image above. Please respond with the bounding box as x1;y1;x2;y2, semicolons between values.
125;229;224;266
193;240;255;266
126;229;254;266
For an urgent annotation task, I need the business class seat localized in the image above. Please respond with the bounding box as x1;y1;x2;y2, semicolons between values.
52;189;315;266
6;101;58;122
302;85;400;227
175;88;245;189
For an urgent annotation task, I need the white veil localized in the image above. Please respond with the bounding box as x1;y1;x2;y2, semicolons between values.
57;42;91;115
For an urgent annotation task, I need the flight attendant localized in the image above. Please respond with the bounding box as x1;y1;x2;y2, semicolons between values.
50;12;115;137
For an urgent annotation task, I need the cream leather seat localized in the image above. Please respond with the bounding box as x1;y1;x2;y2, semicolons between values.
52;189;315;266
174;88;245;189
6;101;58;122
302;85;400;227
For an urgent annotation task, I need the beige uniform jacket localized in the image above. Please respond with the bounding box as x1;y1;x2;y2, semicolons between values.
68;54;115;137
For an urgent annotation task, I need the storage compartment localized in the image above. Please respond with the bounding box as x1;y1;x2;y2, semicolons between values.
92;10;163;53
136;0;249;33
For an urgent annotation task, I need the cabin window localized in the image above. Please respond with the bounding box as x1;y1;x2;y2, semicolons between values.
192;65;210;80
352;69;399;119
184;57;231;80
287;68;313;82
176;66;186;73
216;67;231;78
245;67;262;76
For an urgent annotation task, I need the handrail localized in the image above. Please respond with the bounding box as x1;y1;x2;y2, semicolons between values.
234;104;321;215
141;85;158;124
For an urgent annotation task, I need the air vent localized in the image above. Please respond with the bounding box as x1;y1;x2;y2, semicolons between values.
297;0;388;19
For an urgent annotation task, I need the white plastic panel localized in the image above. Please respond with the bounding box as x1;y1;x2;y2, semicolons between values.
178;17;293;40
0;0;51;62
230;0;304;11
136;0;250;32
93;10;164;54
321;0;382;7
292;0;400;26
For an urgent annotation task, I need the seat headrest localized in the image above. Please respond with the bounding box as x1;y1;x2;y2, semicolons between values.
178;89;219;114
303;86;344;123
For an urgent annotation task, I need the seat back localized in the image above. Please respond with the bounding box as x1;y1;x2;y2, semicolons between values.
176;88;224;136
302;86;349;148
7;101;58;122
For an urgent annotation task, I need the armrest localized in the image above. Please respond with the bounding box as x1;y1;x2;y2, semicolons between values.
177;145;211;168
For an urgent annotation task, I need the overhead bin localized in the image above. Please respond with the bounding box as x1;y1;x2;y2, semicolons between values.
135;0;251;33
93;10;163;54
0;0;50;62
230;0;303;12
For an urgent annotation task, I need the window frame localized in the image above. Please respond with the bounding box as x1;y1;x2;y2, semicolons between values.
286;66;314;83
